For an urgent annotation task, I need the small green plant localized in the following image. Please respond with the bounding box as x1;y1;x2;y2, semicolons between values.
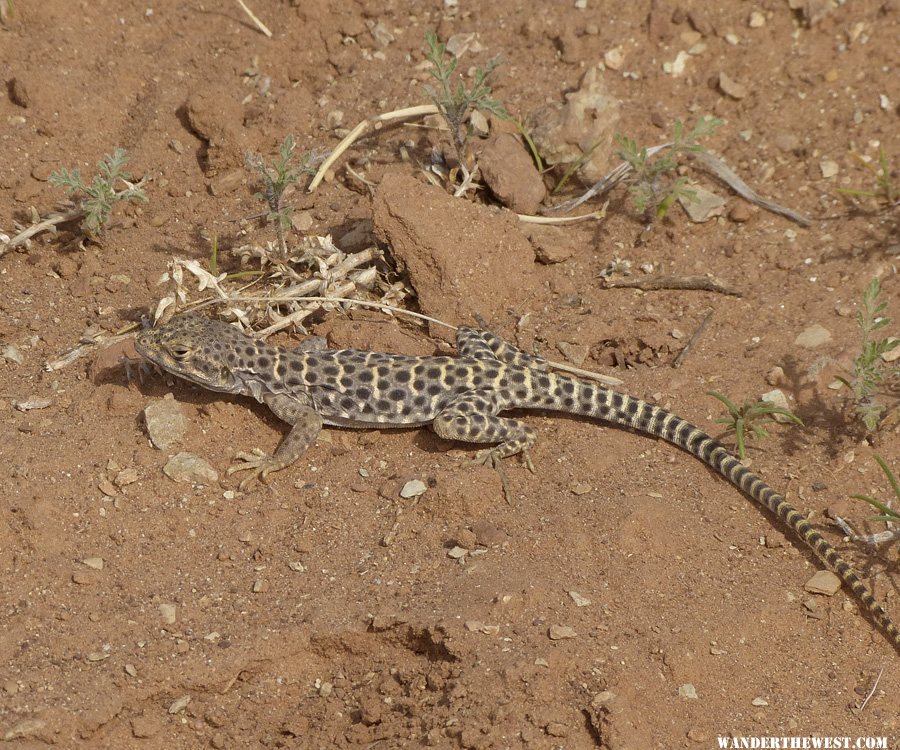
615;116;722;221
707;390;804;460
245;135;318;257
851;454;900;526
835;147;898;209
423;30;507;183
48;148;147;237
835;277;899;431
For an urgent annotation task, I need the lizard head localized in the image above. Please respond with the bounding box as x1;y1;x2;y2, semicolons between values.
135;313;249;394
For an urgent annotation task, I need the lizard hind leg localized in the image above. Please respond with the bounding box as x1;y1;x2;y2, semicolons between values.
431;391;537;499
456;325;550;372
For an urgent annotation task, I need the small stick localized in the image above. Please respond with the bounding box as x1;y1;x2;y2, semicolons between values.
604;274;741;297
673;309;713;368
2;207;84;255
518;201;607;225
858;666;884;713
308;105;439;192
236;0;272;38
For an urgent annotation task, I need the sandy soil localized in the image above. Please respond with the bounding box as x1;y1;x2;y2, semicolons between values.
1;1;899;747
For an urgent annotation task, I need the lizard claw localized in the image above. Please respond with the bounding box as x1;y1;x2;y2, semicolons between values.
227;448;278;490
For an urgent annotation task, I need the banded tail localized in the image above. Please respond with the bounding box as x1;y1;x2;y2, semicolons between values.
529;371;900;652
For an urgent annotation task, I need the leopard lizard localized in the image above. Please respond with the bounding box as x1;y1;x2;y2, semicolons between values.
135;312;900;652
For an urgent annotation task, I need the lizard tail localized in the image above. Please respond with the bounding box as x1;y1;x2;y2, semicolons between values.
538;373;900;652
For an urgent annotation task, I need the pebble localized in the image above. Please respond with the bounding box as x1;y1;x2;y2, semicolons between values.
882;339;900;362
476;133;547;214
679;185;726;222
569;482;592;495
4;719;47;741
163;452;219;485
718;72;748;100
557;342;589;366
678;683;698;700
728;203;753;223
82;557;104;570
98;479;118;497
9;78;31;108
774;133;800;152
751;696;769;706
568;590;591;607
114;467;139;487
760;389;793;422
819;160;839;178
1;344;23;364
168;695;192;714
447;546;468;559
472;520;505;546
548;624;577;640
604;47;625;70
144;395;188;450
159;603;177;624
804;570;841;596
400;479;427;498
131;715;162;738
793;324;831;348
72;571;95;585
124;664;138;677
765;366;785;386
748;10;766;27
208;169;244;196
663;50;690;76
13;397;52;411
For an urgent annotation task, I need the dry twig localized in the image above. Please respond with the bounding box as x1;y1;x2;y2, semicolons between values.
603;274;741;297
236;0;272;37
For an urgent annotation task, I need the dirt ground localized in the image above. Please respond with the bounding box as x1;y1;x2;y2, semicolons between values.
1;0;899;748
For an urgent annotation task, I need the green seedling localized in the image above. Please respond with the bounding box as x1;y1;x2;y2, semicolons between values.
851;454;900;526
615;116;722;221
835;147;898;209
423;30;507;182
707;390;803;460
246;134;319;257
48;148;147;237
834;277;899;431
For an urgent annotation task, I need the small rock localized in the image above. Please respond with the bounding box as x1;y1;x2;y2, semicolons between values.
143;395;188;450
400;479;427;498
168;695;192;715
114;467;139;487
124;664;138;677
748;10;766;27
472;519;505;546
447;546;468;559
604;47;625;70
804;570;841;596
4;719;48;741
793;324;831;348
760;389;793;422
664;50;691;76
131;715;162;738
718;72;748;100
765;366;785;386
252;579;267;593
557;341;589;366
728;203;753;223
679;185;726;222
548;624;577;640
774;133;800;152
9;78;31;108
82;557;104;570
208;169;244;196
751;696;769;707
678;683;698;700
476;133;547;214
169;139;185;154
163;452;219;485
98;479;118;497
1;344;24;364
819;160;839;178
569;482;592;495
72;571;95;585
159;603;177;624
568;590;591;607
546;722;569;738
13;396;52;411
531;227;575;264
881;339;900;362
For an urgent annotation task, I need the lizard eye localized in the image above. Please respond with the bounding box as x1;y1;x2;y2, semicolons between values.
168;344;191;360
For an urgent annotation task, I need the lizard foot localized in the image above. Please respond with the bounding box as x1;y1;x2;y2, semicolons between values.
227;449;285;490
471;448;514;504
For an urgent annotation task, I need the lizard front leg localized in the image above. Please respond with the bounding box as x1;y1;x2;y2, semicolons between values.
228;393;323;489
